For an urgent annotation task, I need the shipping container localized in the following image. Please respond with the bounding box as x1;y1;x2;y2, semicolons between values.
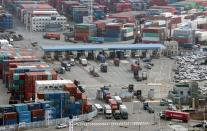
18;111;31;124
13;104;28;112
27;103;41;111
0;105;15;113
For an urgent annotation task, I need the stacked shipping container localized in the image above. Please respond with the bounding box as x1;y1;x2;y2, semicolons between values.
142;27;166;43
173;28;194;48
75;23;97;42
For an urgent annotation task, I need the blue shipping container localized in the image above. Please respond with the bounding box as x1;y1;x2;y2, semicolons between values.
0;105;16;113
18;111;31;124
27;103;41;111
39;101;52;109
13;104;28;112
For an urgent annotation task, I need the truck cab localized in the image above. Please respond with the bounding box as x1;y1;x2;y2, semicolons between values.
61;61;71;71
143;102;149;110
79;58;88;66
113;110;121;119
104;104;112;119
119;105;128;119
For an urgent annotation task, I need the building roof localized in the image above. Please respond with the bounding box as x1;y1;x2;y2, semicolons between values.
41;44;165;52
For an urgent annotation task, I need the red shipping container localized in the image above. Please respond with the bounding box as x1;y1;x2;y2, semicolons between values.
4;112;17;120
174;38;192;44
64;83;77;95
24;71;57;100
75;89;82;100
31;109;45;117
150;0;168;6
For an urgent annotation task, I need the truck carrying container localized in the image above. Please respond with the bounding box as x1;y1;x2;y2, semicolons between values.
108;99;118;110
119;104;128;119
113;96;122;105
104;104;112;119
160;110;190;122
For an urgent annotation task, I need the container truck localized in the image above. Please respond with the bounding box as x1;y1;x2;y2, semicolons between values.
113;110;121;119
113;96;122;105
119;104;128;119
61;61;71;71
159;110;190;122
104;104;112;119
108;99;118;110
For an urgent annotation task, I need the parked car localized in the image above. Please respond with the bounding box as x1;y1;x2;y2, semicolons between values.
56;123;67;129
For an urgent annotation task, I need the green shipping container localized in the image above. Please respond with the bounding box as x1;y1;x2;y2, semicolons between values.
143;33;160;37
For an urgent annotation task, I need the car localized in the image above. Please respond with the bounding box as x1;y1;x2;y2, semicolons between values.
144;64;152;69
84;117;93;122
56;123;67;129
143;57;151;62
147;107;154;113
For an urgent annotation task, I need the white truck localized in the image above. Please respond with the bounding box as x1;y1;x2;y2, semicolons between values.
104;104;112;119
119;104;128;119
80;58;88;66
113;96;122;105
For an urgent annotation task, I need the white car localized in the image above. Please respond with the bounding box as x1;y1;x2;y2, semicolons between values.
56;123;67;129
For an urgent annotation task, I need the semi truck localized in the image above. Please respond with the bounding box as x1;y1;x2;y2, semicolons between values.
104;104;112;119
119;104;128;119
159;110;190;122
108;99;118;111
113;110;121;119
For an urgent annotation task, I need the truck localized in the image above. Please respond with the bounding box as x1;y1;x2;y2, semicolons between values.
79;58;88;66
113;110;121;119
159;110;190;122
113;96;122;105
104;104;112;119
61;61;71;71
119;104;128;119
108;99;118;111
142;71;147;80
43;32;60;40
143;102;154;113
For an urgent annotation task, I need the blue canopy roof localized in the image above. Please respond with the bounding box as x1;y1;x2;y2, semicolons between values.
41;44;165;52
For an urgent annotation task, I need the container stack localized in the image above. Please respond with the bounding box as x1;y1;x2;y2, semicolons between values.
62;1;80;19
0;13;13;29
0;48;59;103
129;0;148;11
114;2;132;12
173;28;193;48
74;23;97;42
24;71;57;101
105;23;123;42
142;27;166;43
121;27;134;41
13;104;30;126
0;105;16;126
94;20;106;37
72;6;88;23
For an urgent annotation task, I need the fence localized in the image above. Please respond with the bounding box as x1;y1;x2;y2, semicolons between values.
0;107;98;131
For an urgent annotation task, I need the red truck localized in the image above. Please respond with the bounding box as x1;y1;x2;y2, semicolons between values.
43;32;60;40
160;110;190;122
108;99;118;110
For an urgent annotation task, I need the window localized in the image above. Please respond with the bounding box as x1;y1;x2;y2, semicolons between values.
188;91;191;95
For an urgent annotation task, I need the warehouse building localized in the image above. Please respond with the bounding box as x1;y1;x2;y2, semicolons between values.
41;44;166;60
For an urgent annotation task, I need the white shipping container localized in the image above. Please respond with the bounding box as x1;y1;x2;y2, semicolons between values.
142;37;160;41
35;80;73;91
123;32;134;37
